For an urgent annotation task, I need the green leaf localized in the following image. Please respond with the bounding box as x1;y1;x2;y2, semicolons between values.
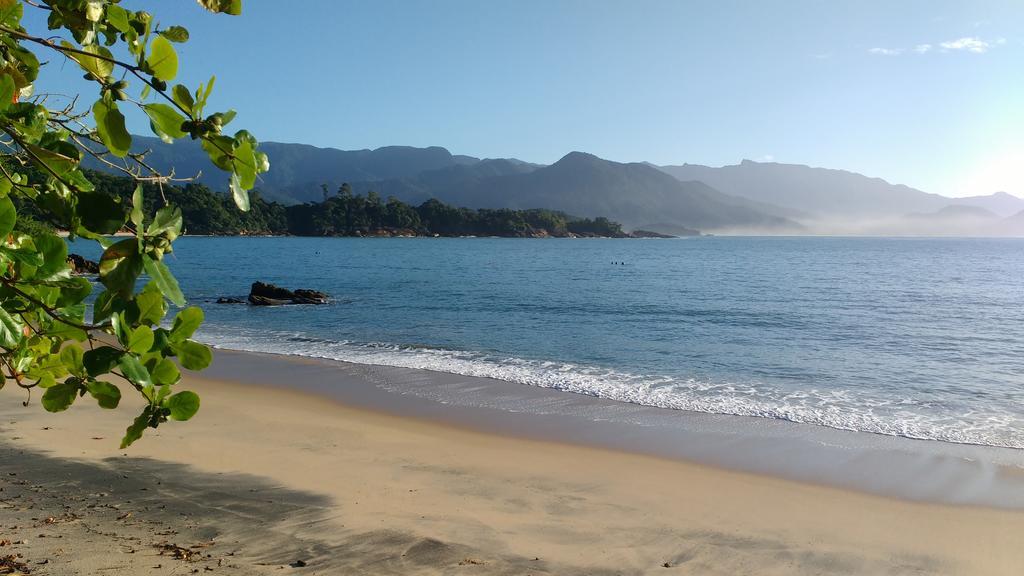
118;354;152;387
198;0;242;15
147;206;182;240
41;381;78;412
254;150;270;173
99;238;143;297
171;340;212;371
201;75;216;110
160;26;190;43
110;311;128;345
83;346;122;377
128;325;155;353
0;73;14;113
36;373;56;389
147;35;178;81
150;358;180;386
106;4;130;33
33;234;68;280
86;380;121;409
229;173;250;211
0;196;15;238
121;407;153;448
0;246;42;267
172;84;194;115
55;277;92;308
93;99;131;157
92;290;118;324
85;0;102;22
134;284;166;325
143;256;184;306
130;184;144;229
0;0;23;28
232;139;257;189
23;143;76;177
201;134;233;170
143;103;187;143
170;307;203;342
0;307;23;348
77;191;125;235
60;345;85;377
164;390;200;421
62;41;114;79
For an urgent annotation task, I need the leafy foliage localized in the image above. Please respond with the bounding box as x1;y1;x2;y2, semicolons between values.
0;1;265;447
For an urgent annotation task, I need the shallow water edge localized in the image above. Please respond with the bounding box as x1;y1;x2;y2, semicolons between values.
203;347;1024;510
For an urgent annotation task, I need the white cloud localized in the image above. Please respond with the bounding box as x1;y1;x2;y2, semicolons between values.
940;37;989;53
758;154;775;162
913;44;932;54
868;47;903;56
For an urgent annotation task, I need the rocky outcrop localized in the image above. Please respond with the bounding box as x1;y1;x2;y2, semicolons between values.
248;282;329;306
215;297;245;304
67;254;99;274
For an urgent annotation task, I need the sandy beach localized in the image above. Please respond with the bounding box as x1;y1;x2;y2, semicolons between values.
2;351;1024;575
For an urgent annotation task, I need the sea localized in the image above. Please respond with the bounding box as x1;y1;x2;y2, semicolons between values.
73;236;1024;451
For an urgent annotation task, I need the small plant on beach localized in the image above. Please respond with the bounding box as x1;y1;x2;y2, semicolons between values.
0;0;267;446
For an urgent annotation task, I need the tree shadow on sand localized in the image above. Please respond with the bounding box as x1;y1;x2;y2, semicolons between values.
0;442;616;575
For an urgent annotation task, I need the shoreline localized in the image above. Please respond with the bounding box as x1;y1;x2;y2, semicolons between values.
198;347;1024;510
3;349;1024;574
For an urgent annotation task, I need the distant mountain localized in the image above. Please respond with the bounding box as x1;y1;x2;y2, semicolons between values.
348;158;541;204
87;139;795;233
657;160;1024;234
907;205;999;220
951;192;1024;217
366;152;799;233
87;137;1024;235
83;136;484;204
657;160;952;220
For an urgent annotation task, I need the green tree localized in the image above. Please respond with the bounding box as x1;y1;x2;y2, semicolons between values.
0;0;267;447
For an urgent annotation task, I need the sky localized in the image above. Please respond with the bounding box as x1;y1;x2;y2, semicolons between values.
24;0;1024;198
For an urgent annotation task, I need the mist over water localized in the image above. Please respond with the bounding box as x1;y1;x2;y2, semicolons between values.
80;236;1024;449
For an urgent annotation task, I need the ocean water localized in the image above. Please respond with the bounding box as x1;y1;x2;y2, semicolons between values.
73;236;1024;450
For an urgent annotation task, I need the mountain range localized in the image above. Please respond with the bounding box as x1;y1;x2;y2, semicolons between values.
88;136;1024;236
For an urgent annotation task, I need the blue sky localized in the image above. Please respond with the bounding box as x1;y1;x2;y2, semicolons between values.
26;1;1024;197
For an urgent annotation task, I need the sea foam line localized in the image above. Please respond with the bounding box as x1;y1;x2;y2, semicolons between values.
199;326;1024;450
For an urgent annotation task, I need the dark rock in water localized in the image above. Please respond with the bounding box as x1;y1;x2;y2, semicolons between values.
67;253;99;274
216;297;246;304
248;282;329;306
248;294;294;306
250;281;295;300
293;289;329;304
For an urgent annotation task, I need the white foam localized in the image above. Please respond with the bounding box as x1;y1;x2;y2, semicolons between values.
198;325;1024;450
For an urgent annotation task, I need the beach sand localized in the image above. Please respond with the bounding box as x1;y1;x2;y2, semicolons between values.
2;353;1023;575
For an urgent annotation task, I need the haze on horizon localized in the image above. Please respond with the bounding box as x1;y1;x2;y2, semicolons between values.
30;0;1024;199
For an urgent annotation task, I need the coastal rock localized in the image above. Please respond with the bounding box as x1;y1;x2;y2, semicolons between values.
293;289;329;304
67;253;99;274
216;297;246;304
248;282;329;306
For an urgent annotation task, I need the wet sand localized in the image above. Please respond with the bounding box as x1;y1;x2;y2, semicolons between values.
2;349;1024;575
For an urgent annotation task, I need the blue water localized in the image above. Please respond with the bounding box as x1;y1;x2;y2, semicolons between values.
73;236;1024;449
